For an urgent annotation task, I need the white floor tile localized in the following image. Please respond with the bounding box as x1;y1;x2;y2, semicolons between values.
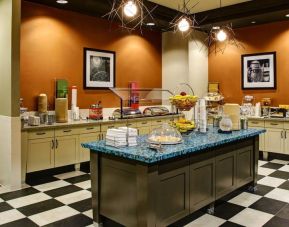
229;208;273;227
83;209;93;219
56;190;91;205
29;206;78;226
257;176;286;187
265;188;289;203
258;160;268;167
75;180;91;190
278;165;289;172
184;214;226;227
258;167;275;176
7;192;51;208
54;171;86;180
0;198;3;203
228;192;262;207
0;186;12;194
270;159;289;165
0;209;25;225
34;180;71;192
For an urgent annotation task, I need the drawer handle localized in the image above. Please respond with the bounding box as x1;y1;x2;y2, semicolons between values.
108;126;114;129
156;120;162;123
142;122;148;124
63;130;72;133
86;127;94;130
270;123;279;126
251;122;259;124
36;132;46;135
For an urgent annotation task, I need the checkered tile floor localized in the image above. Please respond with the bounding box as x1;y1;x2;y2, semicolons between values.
1;159;289;227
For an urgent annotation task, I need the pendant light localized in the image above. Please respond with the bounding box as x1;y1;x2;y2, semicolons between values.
104;0;157;32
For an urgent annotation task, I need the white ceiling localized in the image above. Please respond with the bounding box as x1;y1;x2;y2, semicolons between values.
149;0;251;13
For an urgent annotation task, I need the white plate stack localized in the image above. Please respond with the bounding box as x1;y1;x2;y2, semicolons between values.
106;129;127;147
119;127;138;147
105;127;138;148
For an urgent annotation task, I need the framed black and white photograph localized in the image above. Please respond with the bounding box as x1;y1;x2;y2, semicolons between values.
241;52;276;90
84;48;115;89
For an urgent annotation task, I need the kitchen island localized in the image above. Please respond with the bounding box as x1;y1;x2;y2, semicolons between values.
82;127;265;227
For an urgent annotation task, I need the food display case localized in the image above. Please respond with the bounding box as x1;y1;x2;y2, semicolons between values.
204;82;224;116
110;88;175;119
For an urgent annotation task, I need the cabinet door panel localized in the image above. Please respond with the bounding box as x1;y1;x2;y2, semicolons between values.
55;135;78;167
79;133;100;162
27;138;54;173
157;166;190;226
215;152;236;199
248;126;265;151
190;158;215;212
236;147;253;187
264;129;283;154
284;130;289;155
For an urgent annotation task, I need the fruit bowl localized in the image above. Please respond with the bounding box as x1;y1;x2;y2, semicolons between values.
171;118;195;133
169;94;198;111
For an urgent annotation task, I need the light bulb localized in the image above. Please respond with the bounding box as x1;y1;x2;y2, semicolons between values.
216;30;227;42
56;0;68;4
178;18;190;32
124;1;138;17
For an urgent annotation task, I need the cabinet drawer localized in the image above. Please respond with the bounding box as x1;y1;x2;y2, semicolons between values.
151;119;167;126
78;125;100;134
28;130;54;140
248;120;265;128
137;120;151;127
55;128;79;136
101;123;117;132
265;121;284;129
125;122;138;128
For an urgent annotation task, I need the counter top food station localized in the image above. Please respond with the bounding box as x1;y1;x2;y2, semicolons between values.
83;127;265;227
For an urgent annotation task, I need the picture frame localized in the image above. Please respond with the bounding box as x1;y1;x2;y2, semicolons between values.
241;52;276;90
83;48;116;89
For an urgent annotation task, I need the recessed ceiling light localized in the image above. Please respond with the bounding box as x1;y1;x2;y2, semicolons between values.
251;21;256;24
56;0;68;4
146;22;155;26
286;14;289;17
212;26;220;30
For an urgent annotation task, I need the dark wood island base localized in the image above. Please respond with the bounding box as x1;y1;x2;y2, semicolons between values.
90;136;259;227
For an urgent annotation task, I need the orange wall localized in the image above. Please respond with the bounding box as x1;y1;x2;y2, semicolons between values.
21;2;162;110
209;20;289;106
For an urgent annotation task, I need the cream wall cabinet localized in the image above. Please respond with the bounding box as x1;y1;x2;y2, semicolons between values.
264;129;284;154
248;120;265;151
79;133;100;162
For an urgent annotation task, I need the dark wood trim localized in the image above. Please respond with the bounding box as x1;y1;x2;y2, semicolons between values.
241;51;277;90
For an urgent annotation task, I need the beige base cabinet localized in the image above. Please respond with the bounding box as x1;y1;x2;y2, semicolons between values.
27;138;54;172
79;133;100;162
55;135;78;167
264;128;284;154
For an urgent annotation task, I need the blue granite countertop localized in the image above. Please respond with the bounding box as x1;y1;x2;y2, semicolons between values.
82;127;265;164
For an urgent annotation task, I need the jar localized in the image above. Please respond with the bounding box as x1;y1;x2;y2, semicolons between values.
219;115;233;132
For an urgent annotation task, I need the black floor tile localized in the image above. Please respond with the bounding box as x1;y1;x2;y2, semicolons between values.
0;187;39;201
43;214;92;227
249;197;287;215
278;180;289;190
0;202;13;212
69;198;92;212
263;216;289;227
257;174;265;181
0;218;39;227
269;170;289;180
276;204;289;220
254;184;275;196
168;210;205;227
101;216;125;227
64;174;91;184
261;163;283;170
18;199;64;216
26;176;59;186
45;185;82;198
213;202;245;220
220;221;245;227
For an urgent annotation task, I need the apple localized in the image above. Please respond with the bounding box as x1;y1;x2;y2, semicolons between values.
180;92;187;96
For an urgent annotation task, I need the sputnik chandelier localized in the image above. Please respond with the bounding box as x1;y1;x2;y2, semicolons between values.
104;0;157;32
169;0;200;37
